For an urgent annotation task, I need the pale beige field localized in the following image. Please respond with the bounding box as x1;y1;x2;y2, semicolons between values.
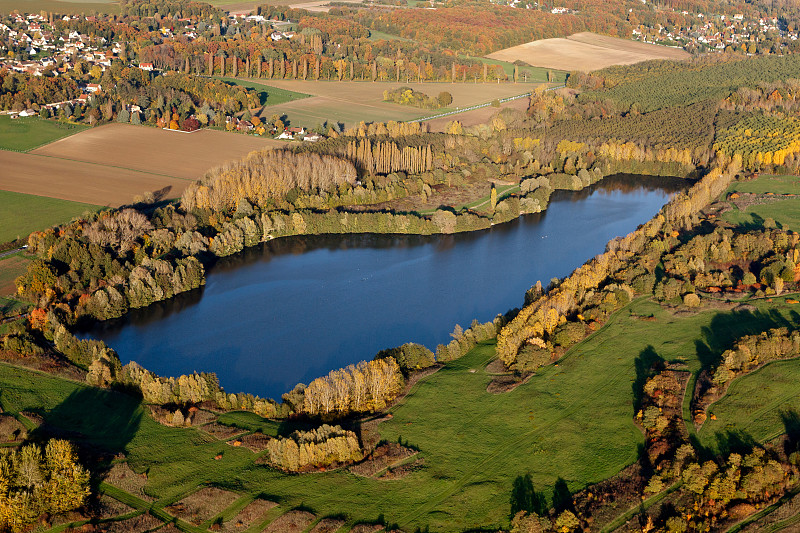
486;32;689;72
32;124;282;180
253;79;538;128
0;150;190;206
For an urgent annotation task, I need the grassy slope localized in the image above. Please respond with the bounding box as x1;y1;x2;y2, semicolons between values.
0;115;88;152
3;297;800;530
722;174;800;232
215;77;310;107
0;189;101;244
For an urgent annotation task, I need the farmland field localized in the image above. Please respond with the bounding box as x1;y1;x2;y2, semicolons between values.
0;189;100;243
251;79;538;128
0;0;119;14
0;150;191;206
486;32;690;72
0;115;87;152
30;123;282;181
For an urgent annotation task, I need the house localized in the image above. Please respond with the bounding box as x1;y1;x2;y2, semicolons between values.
303;133;322;142
86;83;101;92
236;120;254;132
139;62;154;71
18;109;36;117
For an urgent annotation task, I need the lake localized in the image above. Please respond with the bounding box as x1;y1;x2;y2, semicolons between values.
85;174;688;399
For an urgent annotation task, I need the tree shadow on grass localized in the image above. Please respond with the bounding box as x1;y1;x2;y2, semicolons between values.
696;309;793;373
781;409;800;456
29;386;143;490
633;345;664;414
510;473;547;518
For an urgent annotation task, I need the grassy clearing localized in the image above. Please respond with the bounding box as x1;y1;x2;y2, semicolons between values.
368;30;414;42
215;77;310;107
0;115;88;152
699;351;800;452
722;174;800;232
0;189;101;244
4;297;800;531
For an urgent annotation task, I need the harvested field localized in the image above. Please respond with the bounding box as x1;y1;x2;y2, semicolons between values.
100;513;163;533
0;414;26;442
199;422;248;440
252;79;536;128
31;124;282;180
166;487;240;525
0;150;189;207
222;499;278;533
486;32;689;72
235;432;271;452
103;463;154;502
95;494;134;517
349;524;383;533
263;510;316;533
349;443;416;478
308;518;345;533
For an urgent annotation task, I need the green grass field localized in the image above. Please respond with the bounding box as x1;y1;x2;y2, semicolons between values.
723;174;800;232
0;190;101;244
0;115;88;152
3;294;797;531
215;77;310;107
699;356;800;452
368;30;414;42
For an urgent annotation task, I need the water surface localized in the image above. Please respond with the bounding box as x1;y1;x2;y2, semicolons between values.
86;175;687;398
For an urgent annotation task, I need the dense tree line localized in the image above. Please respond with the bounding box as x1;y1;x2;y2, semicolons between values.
181;149;358;213
300;358;403;416
0;440;89;532
264;425;363;471
495;161;739;367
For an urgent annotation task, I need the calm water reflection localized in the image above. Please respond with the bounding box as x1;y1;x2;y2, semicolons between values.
85;174;688;398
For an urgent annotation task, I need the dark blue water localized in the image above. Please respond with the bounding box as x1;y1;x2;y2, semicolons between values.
85;174;687;399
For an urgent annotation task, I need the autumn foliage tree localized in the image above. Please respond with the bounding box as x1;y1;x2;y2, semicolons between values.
0;440;90;532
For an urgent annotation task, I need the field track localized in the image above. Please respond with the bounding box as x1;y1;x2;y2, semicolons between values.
31;123;282;180
487;32;690;72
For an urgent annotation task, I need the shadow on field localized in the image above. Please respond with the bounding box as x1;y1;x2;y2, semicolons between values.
632;345;664;413
781;409;800;456
696;309;793;372
29;387;143;480
509;474;547;518
691;429;759;461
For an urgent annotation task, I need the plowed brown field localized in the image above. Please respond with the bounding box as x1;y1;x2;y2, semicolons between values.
32;124;282;180
2;124;283;206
